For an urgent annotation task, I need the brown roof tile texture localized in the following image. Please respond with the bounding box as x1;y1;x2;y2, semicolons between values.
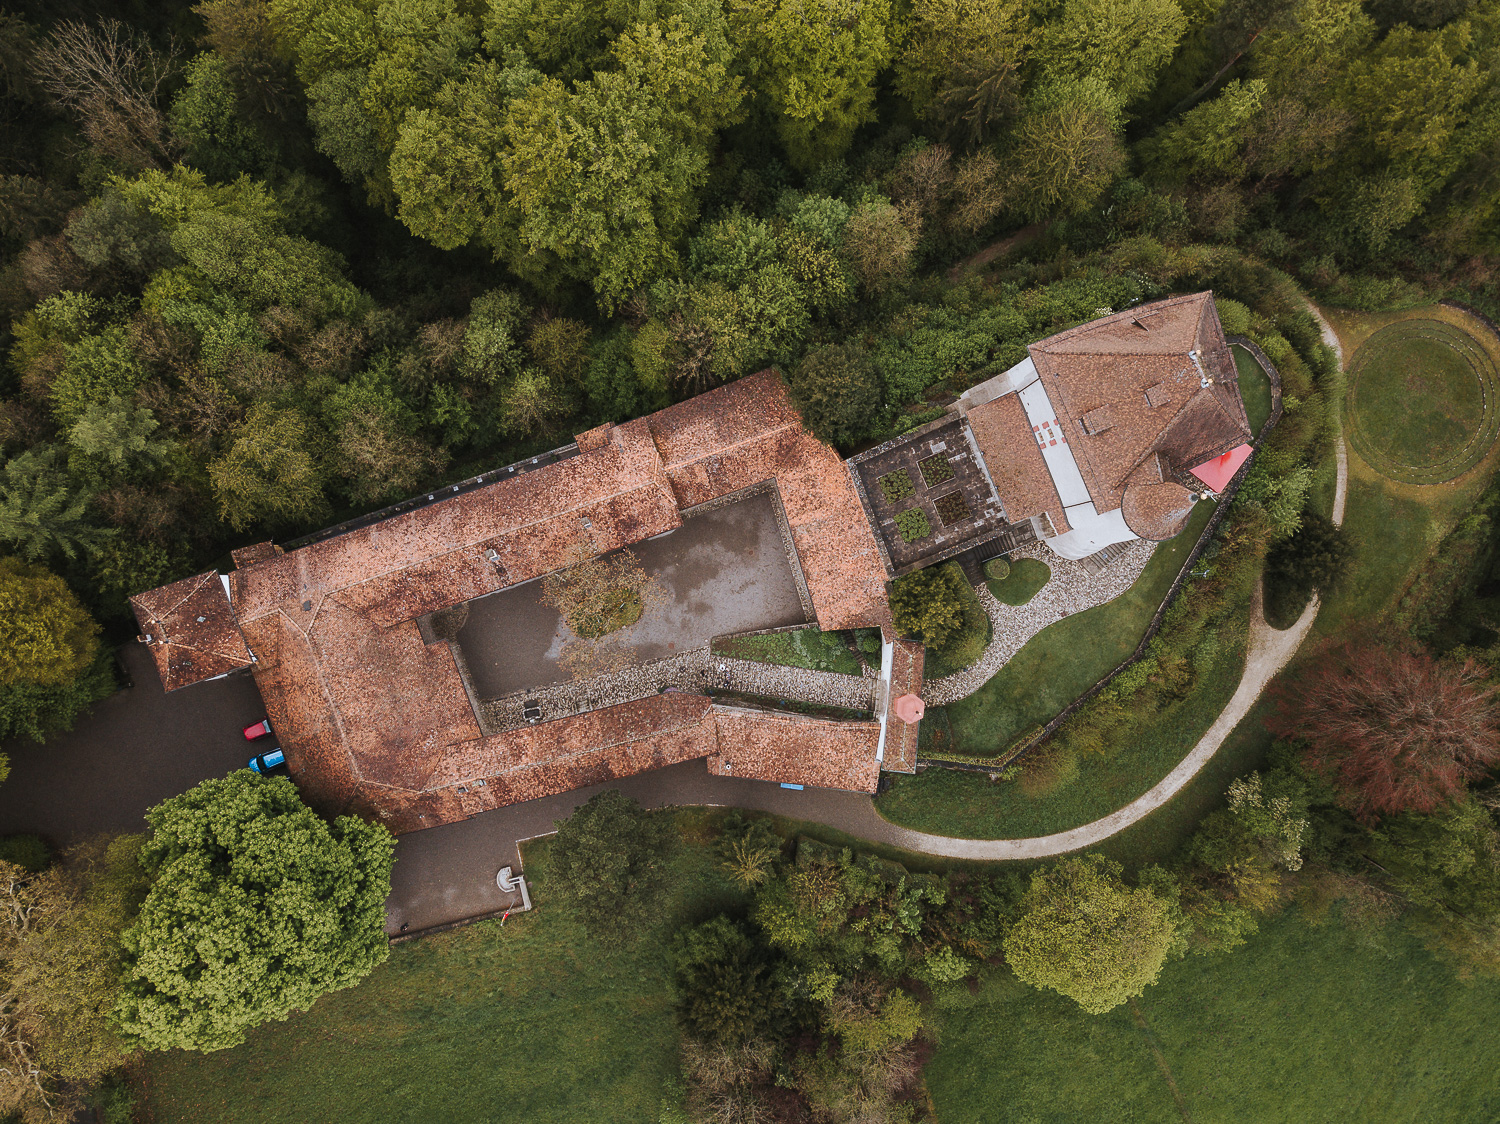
1121;481;1196;541
707;706;882;792
130;572;252;691
882;638;925;774
1028;293;1252;513
965;394;1070;533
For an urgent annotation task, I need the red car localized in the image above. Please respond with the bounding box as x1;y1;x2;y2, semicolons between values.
243;719;272;740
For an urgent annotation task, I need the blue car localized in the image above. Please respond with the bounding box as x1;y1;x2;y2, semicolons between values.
249;747;286;774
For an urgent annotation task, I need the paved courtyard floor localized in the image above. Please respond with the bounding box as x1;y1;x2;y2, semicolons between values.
454;492;808;698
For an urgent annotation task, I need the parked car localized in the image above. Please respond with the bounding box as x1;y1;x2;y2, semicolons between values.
243;718;272;740
248;747;286;774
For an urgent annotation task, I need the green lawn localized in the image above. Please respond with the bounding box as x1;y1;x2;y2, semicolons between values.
712;627;872;676
1346;318;1497;485
928;909;1500;1124
938;499;1216;755
986;557;1051;604
875;630;1246;841
1233;343;1274;434
138;830;749;1124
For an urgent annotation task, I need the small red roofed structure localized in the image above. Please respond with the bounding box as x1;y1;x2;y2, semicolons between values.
893;693;925;724
1190;443;1253;493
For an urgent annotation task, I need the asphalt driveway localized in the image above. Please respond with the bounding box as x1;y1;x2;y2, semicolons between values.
0;643;268;842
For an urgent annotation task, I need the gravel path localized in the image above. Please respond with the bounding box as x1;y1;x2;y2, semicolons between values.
924;539;1155;705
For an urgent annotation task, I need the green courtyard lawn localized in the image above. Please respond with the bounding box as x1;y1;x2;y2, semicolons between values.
938;498;1216;756
877;629;1246;842
986;556;1050;604
1234;343;1274;434
928;909;1500;1124
137;829;750;1124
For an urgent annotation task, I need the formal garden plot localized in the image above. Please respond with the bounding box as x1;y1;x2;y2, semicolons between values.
935;491;970;526
1346;318;1499;484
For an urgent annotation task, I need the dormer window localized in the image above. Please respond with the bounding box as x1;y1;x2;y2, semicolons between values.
1080;405;1115;435
1144;382;1173;408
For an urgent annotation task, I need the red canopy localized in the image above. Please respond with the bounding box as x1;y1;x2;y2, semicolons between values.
893;693;925;724
1190;444;1253;493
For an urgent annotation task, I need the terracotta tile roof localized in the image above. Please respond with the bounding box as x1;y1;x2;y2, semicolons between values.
1121;481;1196;541
965;394;1070;533
707;706;882;792
123;370;896;830
1027;293;1251;513
649;372;890;629
882;638;925;774
130;572;252;691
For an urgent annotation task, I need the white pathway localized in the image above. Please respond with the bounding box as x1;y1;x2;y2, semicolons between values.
884;312;1349;858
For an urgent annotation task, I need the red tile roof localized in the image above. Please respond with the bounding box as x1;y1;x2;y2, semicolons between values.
1027;293;1251;513
707;706;882;791
129;372;895;829
965;394;1070;534
130;573;252;691
881;638;925;774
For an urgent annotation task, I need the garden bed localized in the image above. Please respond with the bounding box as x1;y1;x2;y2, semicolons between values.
711;627;879;676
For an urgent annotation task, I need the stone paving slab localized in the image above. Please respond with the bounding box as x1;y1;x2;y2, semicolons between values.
480;646;874;731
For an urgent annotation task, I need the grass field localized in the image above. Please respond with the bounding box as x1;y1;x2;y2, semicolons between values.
875;630;1245;842
936;499;1215;755
138;830;749;1124
987;557;1051;605
928;909;1500;1124
1234;343;1274;433
1346;318;1497;484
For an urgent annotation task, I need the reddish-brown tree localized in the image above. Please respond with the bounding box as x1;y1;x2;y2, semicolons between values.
1268;641;1500;822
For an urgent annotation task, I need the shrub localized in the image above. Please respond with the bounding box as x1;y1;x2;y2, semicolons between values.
891;564;967;648
0;834;50;872
877;470;914;504
894;508;931;542
918;455;954;486
983;557;1010;581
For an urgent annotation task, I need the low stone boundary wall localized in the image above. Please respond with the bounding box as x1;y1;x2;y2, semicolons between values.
919;336;1283;773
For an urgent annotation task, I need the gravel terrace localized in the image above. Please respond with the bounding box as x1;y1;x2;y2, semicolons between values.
480;648;876;731
923;538;1156;705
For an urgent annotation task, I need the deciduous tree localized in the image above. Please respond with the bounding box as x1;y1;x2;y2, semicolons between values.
0;557;98;689
1268;641;1500;822
548;790;676;941
889;564;967;650
787;343;883;448
208;404;327;531
115;772;395;1052
1004;853;1180;1013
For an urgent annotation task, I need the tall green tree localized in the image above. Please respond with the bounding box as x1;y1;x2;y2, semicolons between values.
548;790;676;941
0;451;113;563
729;0;894;169
0;556;99;688
115;772;395;1053
1037;0;1188;106
208;405;328;531
1004;853;1180;1013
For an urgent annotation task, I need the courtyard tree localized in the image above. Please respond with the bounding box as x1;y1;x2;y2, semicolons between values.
541;545;666;679
549;790;676;941
1267;641;1500;822
115;772;395;1053
889;564;967;650
1004;853;1180;1013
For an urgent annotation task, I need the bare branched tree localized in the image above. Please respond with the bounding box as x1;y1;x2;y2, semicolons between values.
32;20;180;169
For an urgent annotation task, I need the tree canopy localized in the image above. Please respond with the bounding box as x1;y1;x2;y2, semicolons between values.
114;772;395;1053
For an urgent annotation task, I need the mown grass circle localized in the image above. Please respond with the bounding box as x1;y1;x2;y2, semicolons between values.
1346;318;1499;484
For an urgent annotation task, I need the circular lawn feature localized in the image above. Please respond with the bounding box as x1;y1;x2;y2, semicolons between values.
1346;318;1499;485
987;557;1051;605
